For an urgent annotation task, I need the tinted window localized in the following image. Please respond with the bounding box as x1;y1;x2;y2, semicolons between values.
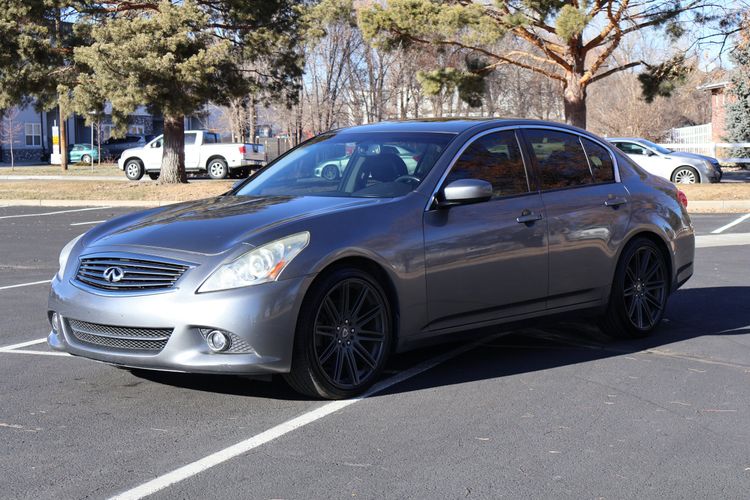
184;133;197;146
526;129;593;190
581;138;615;183
445;130;529;198
616;142;648;155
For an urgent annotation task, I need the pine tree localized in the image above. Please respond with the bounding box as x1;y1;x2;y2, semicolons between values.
725;25;750;158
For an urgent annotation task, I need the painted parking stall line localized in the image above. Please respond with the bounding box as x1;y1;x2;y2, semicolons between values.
109;332;503;500
0;280;51;291
0;206;110;220
0;338;48;352
711;213;750;234
70;220;106;226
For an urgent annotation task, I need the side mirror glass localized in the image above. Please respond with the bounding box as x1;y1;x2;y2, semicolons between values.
644;149;655;156
439;179;493;207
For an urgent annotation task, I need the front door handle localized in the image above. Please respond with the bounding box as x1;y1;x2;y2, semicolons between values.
604;197;628;208
516;211;543;224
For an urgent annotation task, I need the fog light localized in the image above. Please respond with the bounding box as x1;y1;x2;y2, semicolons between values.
50;312;61;333
206;330;230;352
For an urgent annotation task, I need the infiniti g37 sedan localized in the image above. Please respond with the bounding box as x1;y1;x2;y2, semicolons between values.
48;120;695;399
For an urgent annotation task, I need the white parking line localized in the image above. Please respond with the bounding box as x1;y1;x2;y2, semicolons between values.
0;279;51;291
696;232;750;248
710;213;750;234
109;333;501;500
0;338;47;352
2;349;70;357
0;206;109;220
70;220;106;226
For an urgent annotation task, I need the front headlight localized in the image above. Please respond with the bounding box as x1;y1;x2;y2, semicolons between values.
57;234;84;280
198;232;310;293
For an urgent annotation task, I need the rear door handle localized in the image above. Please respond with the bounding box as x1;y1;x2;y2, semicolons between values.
516;211;543;224
604;197;628;208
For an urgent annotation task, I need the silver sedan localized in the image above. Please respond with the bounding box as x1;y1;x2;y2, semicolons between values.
48;120;695;399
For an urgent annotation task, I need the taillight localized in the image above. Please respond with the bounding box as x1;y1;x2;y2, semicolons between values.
677;190;688;208
239;145;246;154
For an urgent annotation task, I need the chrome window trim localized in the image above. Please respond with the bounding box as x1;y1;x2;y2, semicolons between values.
426;124;621;211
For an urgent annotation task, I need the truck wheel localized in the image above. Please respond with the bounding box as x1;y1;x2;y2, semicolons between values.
147;172;159;181
124;160;144;181
207;158;228;179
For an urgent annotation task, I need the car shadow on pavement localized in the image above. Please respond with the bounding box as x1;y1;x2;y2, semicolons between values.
129;286;750;401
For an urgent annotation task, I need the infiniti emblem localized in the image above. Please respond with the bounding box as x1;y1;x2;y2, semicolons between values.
102;266;125;283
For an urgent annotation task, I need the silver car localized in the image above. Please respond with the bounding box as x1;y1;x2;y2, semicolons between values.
48;120;695;399
609;137;722;184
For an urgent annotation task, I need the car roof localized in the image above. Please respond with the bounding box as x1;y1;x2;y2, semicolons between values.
333;118;591;135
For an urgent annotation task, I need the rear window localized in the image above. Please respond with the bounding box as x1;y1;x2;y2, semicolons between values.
525;129;593;190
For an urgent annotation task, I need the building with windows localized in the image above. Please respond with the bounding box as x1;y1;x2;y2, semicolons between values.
0;102;163;164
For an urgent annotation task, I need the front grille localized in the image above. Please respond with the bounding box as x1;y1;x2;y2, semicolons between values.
75;255;189;291
67;318;172;352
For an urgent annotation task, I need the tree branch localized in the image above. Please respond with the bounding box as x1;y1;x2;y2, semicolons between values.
587;60;643;84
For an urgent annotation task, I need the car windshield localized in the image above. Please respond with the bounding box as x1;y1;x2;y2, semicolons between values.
639;139;672;155
235;132;454;198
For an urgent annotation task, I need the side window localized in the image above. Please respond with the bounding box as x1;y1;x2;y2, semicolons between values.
445;130;529;198
581;138;615;183
525;129;593;190
184;133;197;146
617;142;647;155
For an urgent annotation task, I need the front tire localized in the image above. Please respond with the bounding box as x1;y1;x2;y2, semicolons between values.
284;267;393;399
672;166;699;184
600;237;669;338
207;158;228;179
321;164;339;181
124;160;144;181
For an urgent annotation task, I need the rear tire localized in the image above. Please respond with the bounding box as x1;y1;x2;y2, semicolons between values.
81;154;92;164
124;160;144;181
599;237;669;339
207;158;228;179
284;267;393;399
671;166;699;184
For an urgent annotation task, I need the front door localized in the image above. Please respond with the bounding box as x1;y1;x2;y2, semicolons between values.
423;129;548;331
522;129;631;309
143;136;163;170
613;141;670;180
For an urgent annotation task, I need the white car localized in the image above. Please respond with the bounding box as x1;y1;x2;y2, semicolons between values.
118;130;267;180
608;138;722;184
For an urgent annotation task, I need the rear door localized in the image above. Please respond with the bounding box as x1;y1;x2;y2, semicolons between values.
423;129;548;331
521;128;630;309
184;132;200;170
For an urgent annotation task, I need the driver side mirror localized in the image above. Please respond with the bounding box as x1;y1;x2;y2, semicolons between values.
644;149;655;157
438;179;493;208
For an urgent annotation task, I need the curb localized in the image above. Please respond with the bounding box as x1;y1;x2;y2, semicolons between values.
689;200;750;210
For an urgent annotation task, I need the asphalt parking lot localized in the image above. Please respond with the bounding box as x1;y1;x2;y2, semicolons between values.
1;205;749;499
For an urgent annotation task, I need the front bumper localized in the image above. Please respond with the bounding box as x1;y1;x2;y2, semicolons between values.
47;273;310;375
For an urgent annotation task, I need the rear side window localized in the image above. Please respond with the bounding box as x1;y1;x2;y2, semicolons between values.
581;138;615;183
445;130;529;198
525;129;593;190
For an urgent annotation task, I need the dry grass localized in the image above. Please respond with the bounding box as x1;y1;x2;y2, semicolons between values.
679;184;750;201
0;163;121;176
0;180;233;201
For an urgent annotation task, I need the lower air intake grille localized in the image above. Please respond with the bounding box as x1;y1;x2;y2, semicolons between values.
67;318;172;352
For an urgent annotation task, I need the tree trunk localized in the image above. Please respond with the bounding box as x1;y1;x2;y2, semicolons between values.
59;107;68;171
563;73;587;129
159;115;187;184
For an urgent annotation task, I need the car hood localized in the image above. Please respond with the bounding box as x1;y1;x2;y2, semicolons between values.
669;151;719;165
84;195;380;255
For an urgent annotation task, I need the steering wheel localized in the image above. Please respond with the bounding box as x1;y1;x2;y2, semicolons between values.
394;175;421;185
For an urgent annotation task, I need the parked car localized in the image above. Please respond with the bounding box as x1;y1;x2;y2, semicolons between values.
68;144;99;164
117;130;266;180
313;144;420;180
101;135;147;161
48;119;694;399
608;137;722;184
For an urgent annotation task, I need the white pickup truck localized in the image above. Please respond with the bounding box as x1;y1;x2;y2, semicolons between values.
118;130;266;180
